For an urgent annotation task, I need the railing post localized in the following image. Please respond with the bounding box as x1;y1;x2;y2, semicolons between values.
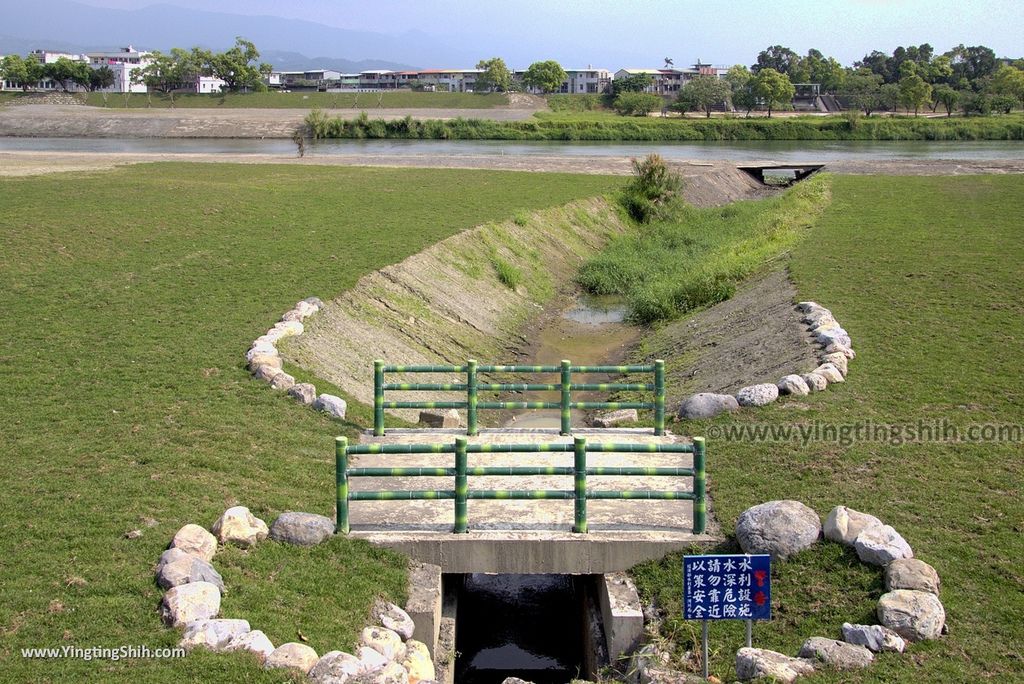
692;436;706;534
560;359;572;436
373;359;385;436
335;436;349;534
654;359;666;436
573;436;588;533
467;359;478;436
454;436;468;533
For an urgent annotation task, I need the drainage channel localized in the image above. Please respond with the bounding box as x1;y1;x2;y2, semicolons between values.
443;573;625;684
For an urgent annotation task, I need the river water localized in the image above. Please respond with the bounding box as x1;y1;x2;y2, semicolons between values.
1;136;1023;161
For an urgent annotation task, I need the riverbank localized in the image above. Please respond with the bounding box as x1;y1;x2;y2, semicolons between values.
309;112;1024;141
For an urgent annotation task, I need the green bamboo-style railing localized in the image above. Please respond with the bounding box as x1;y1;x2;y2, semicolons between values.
334;435;706;535
374;358;666;436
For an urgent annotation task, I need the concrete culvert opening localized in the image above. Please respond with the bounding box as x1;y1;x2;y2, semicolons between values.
737;164;825;187
450;573;607;684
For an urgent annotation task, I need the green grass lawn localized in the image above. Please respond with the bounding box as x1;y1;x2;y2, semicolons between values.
631;175;1024;681
0;163;619;681
81;90;509;109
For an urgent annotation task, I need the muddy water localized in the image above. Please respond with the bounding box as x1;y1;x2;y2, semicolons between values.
500;292;640;429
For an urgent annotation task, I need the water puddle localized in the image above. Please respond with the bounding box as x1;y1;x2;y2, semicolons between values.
500;292;639;429
455;574;584;684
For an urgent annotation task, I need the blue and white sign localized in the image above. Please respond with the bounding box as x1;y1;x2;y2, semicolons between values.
683;554;771;621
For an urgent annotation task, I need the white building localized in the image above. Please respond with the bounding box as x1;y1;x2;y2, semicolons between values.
86;46;153;93
194;76;226;94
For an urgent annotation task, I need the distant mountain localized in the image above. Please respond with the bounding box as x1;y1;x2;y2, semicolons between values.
0;0;480;68
260;50;415;74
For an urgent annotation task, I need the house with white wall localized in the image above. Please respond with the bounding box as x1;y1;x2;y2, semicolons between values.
86;46;153;93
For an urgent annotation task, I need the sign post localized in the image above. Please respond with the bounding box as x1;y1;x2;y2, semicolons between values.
683;554;771;680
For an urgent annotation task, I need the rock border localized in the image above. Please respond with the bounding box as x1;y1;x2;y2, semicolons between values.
728;501;945;682
677;301;855;420
245;297;348;421
157;507;438;683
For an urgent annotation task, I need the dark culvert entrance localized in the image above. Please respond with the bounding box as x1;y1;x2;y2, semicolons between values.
452;573;602;684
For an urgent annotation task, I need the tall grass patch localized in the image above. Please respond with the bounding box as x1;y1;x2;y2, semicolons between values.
578;176;831;323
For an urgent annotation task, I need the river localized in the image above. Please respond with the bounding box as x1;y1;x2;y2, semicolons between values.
1;136;1023;161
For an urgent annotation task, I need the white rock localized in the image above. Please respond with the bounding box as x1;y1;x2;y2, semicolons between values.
288;383;317;405
677;393;739;419
314;394;347;419
155;548;190;572
361;626;406;661
246;344;278;362
736;500;821;561
816;328;852;348
211;506;269;548
269;372;296;391
854;524;913;565
160;581;221;628
814;363;845;384
777;375;810;396
265;642;319;673
169;523;217;562
885;558;941;595
225;629;275;662
824;506;883;546
357;645;390;673
795;301;822;313
247;353;282;371
801;372;828;392
736;383;779;407
156;555;224;592
309;650;362;683
418;408;460;428
377;602;416;641
281;309;305;322
877;589;946;641
402;639;435;683
821;352;849;376
735;647;815;682
592;408;640;428
303;296;325;309
375;661;410;683
269;511;336;546
272;320;304;337
294;300;318;318
841;623;906;653
802;309;834;326
180;619;250;651
253;333;281;348
824;343;856;359
798;637;873;669
253;364;283;383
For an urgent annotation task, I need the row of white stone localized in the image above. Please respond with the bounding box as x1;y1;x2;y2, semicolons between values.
732;500;945;683
157;507;437;683
245;297;348;420
677;301;855;420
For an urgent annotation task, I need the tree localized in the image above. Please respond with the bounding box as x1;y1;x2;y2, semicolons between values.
898;74;932;115
44;57;91;92
753;45;799;75
931;84;960;116
522;60;567;94
208;37;271;92
724;64;757;116
839;69;884;116
945;44;998;89
89;65;115;91
753;68;794;117
613;92;662;116
609;73;653;98
1;54;46;91
879;83;900;113
991;65;1024;110
474;57;510;92
676;75;730;118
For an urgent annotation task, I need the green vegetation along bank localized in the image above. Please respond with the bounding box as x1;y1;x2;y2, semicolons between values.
74;90;509;109
630;174;1024;682
0;163;619;682
307;110;1024;141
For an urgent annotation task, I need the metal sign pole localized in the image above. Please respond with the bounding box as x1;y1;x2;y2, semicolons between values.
702;619;709;680
746;619;753;648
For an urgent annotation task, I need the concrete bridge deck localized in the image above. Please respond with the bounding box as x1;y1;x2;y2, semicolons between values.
347;428;719;573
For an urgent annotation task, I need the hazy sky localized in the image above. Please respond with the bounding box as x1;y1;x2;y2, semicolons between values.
75;0;1023;66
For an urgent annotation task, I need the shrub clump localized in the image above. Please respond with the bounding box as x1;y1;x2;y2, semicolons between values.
620;154;684;223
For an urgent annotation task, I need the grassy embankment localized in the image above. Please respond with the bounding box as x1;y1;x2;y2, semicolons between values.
76;91;509;109
0;163;619;682
308;109;1024;140
621;175;1024;682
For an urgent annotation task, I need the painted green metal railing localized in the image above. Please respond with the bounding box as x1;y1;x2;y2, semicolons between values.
374;358;666;436
334;435;705;535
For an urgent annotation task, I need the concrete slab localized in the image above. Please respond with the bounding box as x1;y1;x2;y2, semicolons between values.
346;428;719;573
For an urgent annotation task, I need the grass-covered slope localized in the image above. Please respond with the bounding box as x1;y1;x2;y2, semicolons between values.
79;90;509;109
0;163;619;681
631;175;1024;682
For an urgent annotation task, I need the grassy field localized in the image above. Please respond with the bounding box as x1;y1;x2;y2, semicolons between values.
577;176;831;324
0;164;619;681
77;90;509;109
309;110;1024;141
630;175;1024;681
